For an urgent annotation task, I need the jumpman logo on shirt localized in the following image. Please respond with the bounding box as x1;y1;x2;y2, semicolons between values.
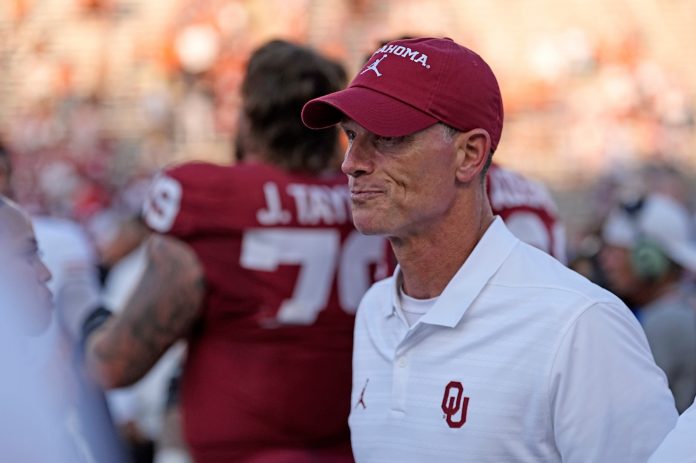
360;55;388;77
355;378;369;409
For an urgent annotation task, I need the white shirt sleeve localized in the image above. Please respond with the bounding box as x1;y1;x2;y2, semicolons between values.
648;397;696;463
549;302;678;462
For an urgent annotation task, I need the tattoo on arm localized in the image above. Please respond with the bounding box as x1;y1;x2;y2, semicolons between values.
86;235;205;388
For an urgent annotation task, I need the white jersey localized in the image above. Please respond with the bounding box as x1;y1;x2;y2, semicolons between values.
350;217;677;462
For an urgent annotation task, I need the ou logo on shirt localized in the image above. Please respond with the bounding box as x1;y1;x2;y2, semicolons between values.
441;381;470;428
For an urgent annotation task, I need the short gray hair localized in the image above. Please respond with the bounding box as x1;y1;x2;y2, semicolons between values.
440;123;459;141
439;123;493;180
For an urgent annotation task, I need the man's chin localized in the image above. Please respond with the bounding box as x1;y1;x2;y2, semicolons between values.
352;218;386;236
350;209;389;236
23;296;54;336
22;311;53;336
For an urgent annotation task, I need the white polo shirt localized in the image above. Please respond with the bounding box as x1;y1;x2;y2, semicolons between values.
350;217;678;463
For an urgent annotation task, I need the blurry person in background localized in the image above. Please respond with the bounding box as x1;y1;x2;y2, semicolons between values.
84;39;388;463
0;195;74;462
0;137;102;343
601;193;696;412
1;137;127;461
0;194;127;463
0;195;53;335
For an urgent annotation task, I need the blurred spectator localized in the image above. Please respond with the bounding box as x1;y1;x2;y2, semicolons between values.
601;193;696;412
0;195;77;462
2;131;128;460
0;195;126;462
0;195;53;334
2;137;102;340
2;134;103;343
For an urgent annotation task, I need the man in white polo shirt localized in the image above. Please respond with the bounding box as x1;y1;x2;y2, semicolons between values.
302;37;678;462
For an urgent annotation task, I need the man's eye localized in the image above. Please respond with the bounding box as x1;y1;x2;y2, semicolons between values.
343;129;356;141
375;136;405;147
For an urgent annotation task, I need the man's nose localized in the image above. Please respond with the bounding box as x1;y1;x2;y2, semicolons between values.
341;143;374;178
36;259;52;284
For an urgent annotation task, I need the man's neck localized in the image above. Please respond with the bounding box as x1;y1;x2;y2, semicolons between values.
390;196;494;299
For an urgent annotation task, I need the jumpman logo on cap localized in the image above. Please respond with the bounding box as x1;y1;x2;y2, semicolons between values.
360;55;388;77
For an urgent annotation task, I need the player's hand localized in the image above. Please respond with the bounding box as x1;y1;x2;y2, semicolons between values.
55;262;102;342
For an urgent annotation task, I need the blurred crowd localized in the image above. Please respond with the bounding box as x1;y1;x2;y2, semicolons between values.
1;1;696;462
2;0;695;191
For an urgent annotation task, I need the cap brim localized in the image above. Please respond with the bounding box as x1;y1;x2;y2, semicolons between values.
301;86;438;137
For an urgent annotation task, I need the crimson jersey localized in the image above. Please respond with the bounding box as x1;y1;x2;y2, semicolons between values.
143;161;388;462
487;163;566;264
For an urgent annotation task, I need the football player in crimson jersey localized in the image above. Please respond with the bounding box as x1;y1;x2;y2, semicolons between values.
84;40;388;462
487;163;566;264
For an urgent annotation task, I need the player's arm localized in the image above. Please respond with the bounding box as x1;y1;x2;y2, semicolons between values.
84;234;205;389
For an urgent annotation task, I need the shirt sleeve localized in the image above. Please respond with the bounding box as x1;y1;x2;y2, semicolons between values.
648;397;696;463
549;301;678;462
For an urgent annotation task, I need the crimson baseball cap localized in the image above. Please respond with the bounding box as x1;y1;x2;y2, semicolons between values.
302;37;504;151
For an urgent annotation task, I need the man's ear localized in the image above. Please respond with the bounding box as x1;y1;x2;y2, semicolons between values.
454;129;491;183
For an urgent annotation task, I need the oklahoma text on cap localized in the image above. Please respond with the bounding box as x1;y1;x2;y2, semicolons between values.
302;37;504;152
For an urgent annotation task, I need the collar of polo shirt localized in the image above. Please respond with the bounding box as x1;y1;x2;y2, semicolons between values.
388;217;518;327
